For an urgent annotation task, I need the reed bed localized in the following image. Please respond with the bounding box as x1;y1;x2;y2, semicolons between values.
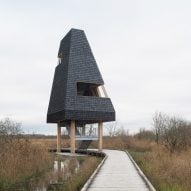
63;156;101;191
0;137;53;190
130;147;191;191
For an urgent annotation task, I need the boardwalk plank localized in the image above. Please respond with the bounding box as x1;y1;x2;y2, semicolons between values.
87;150;149;191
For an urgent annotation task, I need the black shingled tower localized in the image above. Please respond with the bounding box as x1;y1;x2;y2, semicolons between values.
47;29;115;125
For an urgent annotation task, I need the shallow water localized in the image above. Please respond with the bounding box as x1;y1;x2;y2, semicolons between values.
34;158;80;191
11;158;80;191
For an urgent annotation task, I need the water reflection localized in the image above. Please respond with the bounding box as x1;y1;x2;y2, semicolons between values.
11;157;80;191
53;158;80;183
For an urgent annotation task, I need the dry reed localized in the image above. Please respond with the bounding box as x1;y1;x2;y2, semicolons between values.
130;144;191;191
63;156;101;191
0;137;53;190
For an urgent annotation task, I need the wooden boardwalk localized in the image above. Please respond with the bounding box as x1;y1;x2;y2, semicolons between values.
87;150;150;191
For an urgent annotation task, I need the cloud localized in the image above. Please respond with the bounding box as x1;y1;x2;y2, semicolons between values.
0;0;191;134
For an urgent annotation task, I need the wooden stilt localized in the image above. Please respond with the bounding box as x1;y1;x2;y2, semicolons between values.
57;123;61;152
98;122;103;151
70;120;75;153
82;125;86;136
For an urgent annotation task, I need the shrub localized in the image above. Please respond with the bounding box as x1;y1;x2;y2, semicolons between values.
134;128;155;142
153;112;191;152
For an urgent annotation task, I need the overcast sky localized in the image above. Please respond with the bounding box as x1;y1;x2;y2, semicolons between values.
0;0;191;134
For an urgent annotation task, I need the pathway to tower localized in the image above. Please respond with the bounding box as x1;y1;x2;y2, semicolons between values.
87;150;150;191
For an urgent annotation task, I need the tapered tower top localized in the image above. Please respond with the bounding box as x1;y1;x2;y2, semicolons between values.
47;28;115;125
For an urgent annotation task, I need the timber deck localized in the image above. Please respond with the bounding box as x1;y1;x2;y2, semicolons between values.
87;150;150;191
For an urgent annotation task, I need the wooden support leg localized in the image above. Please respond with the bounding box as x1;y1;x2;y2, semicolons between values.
82;125;86;136
70;120;75;154
57;123;61;152
98;122;103;151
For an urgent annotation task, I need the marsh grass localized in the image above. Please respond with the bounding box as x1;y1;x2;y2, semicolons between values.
129;145;191;191
0;137;54;191
45;156;101;191
30;137;70;149
101;136;155;152
63;156;101;191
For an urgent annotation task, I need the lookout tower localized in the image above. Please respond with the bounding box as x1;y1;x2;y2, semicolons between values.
47;29;115;153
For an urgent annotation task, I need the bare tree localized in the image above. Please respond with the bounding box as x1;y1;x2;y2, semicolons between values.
107;121;118;137
0;118;22;136
162;116;182;152
0;118;23;155
0;118;22;146
153;112;191;152
134;128;155;141
115;126;129;137
153;112;168;144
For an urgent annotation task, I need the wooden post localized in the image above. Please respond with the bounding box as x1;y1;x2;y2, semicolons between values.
98;122;103;151
57;123;61;152
82;125;86;136
70;120;75;153
101;85;108;98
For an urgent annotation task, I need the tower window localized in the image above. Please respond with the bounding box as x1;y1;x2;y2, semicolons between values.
77;82;99;97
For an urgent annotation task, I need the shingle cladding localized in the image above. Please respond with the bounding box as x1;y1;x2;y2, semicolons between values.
47;28;115;123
